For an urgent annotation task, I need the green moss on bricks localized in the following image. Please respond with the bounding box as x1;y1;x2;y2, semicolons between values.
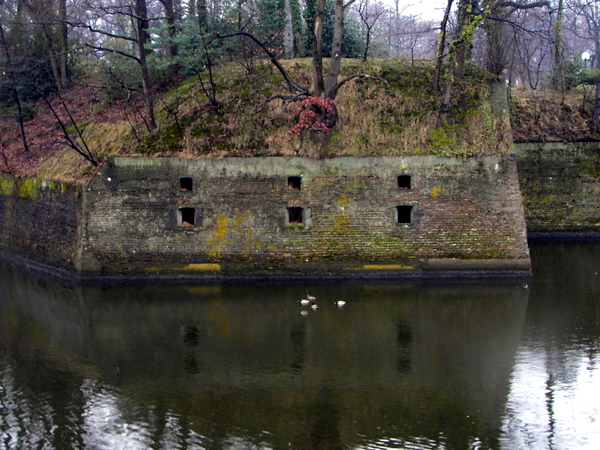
442;250;509;259
3;176;67;198
0;177;15;196
18;178;40;199
577;159;600;178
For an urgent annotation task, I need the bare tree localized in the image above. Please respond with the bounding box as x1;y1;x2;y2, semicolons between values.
439;0;551;111
508;9;553;88
20;0;70;91
76;0;159;130
356;0;386;61
566;0;600;131
0;20;29;154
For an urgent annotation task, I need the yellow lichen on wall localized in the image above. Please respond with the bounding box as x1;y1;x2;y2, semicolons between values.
206;214;231;258
0;177;15;196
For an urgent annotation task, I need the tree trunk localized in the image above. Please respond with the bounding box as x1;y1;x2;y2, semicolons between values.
325;0;346;99
134;0;157;130
160;0;178;57
593;83;600;134
484;7;508;76
312;0;326;97
363;28;370;62
58;0;68;90
593;32;600;134
197;0;208;34
283;0;294;58
0;22;29;153
553;0;564;90
433;0;453;92
290;0;304;57
41;27;62;92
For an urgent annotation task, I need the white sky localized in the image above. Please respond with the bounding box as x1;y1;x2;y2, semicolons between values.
395;0;452;21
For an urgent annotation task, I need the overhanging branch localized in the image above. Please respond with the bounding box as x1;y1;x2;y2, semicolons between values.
209;31;308;95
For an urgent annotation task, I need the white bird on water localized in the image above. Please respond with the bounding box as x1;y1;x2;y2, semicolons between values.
299;299;311;305
307;294;316;301
334;300;346;307
311;304;319;310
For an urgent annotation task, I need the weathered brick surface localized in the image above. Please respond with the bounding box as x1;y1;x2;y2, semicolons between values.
0;176;80;268
78;156;530;275
515;142;600;232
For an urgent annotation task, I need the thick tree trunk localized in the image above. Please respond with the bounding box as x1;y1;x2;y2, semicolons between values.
159;0;178;57
325;0;345;99
312;0;326;96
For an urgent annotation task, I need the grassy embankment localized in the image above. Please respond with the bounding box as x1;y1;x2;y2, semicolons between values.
4;58;576;185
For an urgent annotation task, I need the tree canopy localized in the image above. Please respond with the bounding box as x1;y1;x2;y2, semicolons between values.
0;0;598;175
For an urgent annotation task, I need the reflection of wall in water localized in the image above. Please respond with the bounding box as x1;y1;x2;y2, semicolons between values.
0;264;528;448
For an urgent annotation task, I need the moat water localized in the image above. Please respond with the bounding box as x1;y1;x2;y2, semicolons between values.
1;242;599;449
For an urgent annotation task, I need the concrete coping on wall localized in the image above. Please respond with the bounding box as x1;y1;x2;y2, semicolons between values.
111;155;510;172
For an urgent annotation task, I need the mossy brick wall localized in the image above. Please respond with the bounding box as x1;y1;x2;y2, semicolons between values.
514;142;600;232
0;175;80;268
78;156;530;275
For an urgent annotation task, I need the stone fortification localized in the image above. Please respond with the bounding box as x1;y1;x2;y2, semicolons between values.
72;156;530;277
515;142;600;235
0;177;80;270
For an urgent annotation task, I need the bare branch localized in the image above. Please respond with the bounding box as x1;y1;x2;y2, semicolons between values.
210;31;308;95
331;73;388;94
84;43;141;64
68;21;137;43
495;1;551;10
257;92;308;113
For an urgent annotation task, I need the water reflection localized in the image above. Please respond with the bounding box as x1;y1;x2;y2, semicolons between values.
0;244;598;449
501;242;600;450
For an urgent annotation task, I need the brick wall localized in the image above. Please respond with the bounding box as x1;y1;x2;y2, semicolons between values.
79;156;530;276
0;176;80;269
515;142;600;233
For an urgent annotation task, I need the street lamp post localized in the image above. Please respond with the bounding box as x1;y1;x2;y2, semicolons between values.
582;51;591;70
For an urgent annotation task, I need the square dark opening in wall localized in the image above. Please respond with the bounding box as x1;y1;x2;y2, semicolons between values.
180;177;193;191
397;174;412;189
179;207;196;227
396;205;413;224
288;176;302;190
288;206;303;224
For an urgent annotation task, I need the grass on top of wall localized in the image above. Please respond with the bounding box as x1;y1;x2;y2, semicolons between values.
1;58;509;185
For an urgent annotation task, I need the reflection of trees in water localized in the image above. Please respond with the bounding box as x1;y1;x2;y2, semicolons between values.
0;262;532;450
499;243;600;449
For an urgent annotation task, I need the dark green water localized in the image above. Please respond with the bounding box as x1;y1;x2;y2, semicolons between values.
1;242;599;449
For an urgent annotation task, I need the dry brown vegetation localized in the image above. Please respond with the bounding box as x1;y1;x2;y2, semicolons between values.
509;88;596;143
0;59;523;184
